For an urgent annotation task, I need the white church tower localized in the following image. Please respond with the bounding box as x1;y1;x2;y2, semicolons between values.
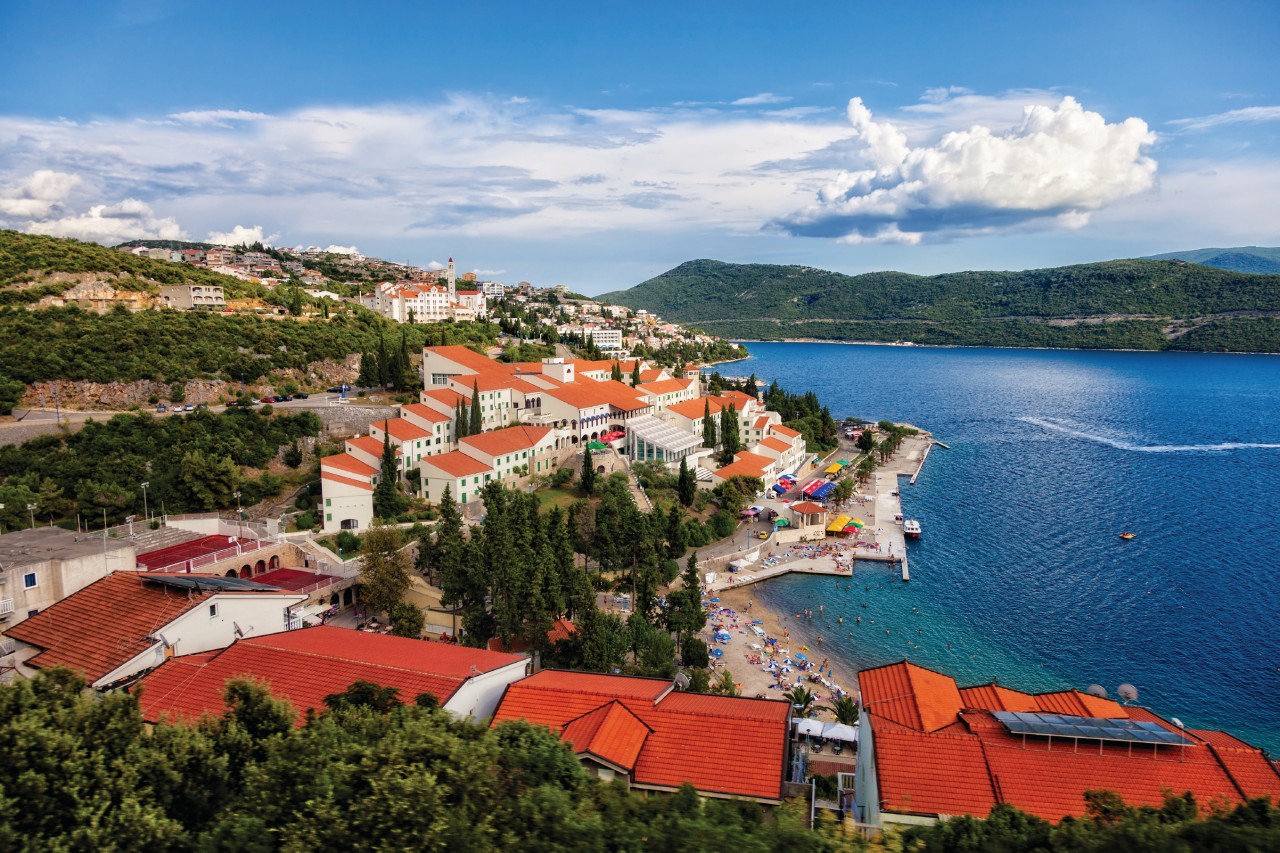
447;257;456;300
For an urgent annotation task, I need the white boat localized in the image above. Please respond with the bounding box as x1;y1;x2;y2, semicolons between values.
903;519;921;539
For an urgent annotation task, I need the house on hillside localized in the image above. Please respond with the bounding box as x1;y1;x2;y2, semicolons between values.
0;527;137;629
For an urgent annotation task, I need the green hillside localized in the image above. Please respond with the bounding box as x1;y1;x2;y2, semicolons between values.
0;230;264;303
1145;246;1280;274
599;258;1280;352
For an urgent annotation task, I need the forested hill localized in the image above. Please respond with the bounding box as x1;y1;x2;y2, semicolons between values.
599;258;1280;352
1145;246;1280;274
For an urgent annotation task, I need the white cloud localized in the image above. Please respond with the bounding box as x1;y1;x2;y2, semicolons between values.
206;224;277;246
731;93;792;106
778;96;1157;243
470;268;506;277
322;244;360;255
1169;105;1280;131
919;86;973;104
0;170;82;218
425;260;446;271
25;198;185;244
168;109;272;126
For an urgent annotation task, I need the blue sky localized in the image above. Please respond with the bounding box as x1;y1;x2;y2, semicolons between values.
2;0;1277;293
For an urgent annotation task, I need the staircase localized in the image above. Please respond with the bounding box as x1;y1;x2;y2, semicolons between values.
125;525;203;556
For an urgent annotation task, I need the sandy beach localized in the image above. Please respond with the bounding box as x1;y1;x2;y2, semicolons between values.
697;433;934;708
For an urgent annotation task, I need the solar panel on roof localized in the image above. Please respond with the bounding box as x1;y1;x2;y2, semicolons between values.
992;710;1193;747
141;574;283;593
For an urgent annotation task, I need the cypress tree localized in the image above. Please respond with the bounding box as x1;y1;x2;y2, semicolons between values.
701;400;717;450
630;361;642;386
373;430;401;519
611;360;623;382
376;331;390;389
580;445;596;495
677;456;696;507
469;380;482;434
719;406;741;465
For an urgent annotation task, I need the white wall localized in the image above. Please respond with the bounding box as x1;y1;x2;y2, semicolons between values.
322;479;374;533
443;658;532;720
95;592;306;687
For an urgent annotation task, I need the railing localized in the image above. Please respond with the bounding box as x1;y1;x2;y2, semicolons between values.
143;538;270;573
0;598;13;617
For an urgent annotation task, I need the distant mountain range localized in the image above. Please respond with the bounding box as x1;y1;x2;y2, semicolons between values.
599;257;1280;353
1144;246;1280;275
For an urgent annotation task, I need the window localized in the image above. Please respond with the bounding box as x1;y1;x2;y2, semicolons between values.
209;604;218;618
23;572;37;589
326;513;332;521
325;498;331;507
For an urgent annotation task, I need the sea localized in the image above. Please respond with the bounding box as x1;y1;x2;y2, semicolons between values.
732;342;1280;754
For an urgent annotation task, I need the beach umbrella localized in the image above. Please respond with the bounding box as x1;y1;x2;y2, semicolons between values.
851;519;865;527
774;519;790;527
709;597;720;604
793;718;824;737
821;722;859;743
710;648;724;658
794;652;808;662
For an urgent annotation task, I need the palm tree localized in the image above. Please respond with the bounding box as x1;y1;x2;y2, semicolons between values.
783;685;816;718
830;695;860;726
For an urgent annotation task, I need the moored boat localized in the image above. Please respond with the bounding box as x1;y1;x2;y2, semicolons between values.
903;519;921;538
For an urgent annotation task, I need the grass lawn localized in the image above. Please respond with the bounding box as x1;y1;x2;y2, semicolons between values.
535;487;585;511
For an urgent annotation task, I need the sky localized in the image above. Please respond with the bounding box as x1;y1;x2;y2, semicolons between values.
1;0;1278;293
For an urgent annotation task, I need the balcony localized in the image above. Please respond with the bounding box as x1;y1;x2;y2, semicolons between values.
0;598;14;618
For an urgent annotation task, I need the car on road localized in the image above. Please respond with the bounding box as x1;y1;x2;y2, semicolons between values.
156;404;167;412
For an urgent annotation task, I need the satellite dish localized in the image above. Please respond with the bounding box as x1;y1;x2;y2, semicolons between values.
156;632;172;649
673;672;690;691
233;621;245;639
1086;684;1108;699
1171;717;1184;728
1117;683;1139;703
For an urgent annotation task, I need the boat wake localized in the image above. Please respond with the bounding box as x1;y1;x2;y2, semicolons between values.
1019;417;1280;453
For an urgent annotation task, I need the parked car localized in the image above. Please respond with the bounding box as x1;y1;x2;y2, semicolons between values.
261;396;277;403
156;404;167;412
279;394;293;401
251;398;261;405
293;392;309;399
196;403;208;409
326;385;350;394
183;404;194;411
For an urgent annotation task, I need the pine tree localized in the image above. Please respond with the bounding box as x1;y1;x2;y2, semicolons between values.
677;456;696;507
469;380;482;434
666;504;687;559
701;400;716;450
358;522;411;618
580;445;596;495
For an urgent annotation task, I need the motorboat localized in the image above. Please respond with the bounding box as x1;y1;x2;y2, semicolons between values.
903;519;921;538
1119;531;1137;540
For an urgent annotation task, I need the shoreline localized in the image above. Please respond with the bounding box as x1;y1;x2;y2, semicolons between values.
725;338;1279;357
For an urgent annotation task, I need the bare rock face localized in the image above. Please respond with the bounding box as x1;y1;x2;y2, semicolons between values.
18;355;363;411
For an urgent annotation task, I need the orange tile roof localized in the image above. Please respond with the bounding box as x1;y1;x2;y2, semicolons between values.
372;418;431;442
346;435;400;458
421;387;470;406
712;451;774;481
400;402;450;423
769;424;801;438
544;380;649;412
461;425;551;457
134;626;524;725
759;436;791;453
561;701;652;771
638;369;665;382
636;378;686;396
492;670;789;801
5;574;213;682
720;390;755;404
863;661;1280;822
788;501;826;515
425;345;512;376
753;416;770;430
321;452;378;478
320;470;374;492
421;451;493;478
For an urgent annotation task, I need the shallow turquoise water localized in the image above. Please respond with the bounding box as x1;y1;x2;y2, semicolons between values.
733;343;1280;753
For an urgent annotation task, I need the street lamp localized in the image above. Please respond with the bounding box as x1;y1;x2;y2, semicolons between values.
125;514;136;538
26;503;37;530
0;503;5;535
140;482;150;523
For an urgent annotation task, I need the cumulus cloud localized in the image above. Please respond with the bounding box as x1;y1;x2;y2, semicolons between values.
26;198;185;244
1169;105;1280;131
206;224;277;246
168;109;272;126
777;96;1157;243
732;92;792;106
470;268;506;277
322;244;360;255
425;260;446;271
0;170;82;218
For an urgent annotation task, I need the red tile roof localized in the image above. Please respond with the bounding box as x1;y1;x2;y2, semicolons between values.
421;387;470;406
5;573;215;682
321;453;377;478
346;435;399;458
759;436;792;453
371;418;431;442
712;451;774;481
491;670;789;801
400;402;450;423
135;626;524;725
861;661;1280;822
421;450;493;478
321;471;374;492
637;378;692;396
425;345;511;376
561;701;652;771
544;380;650;412
769;424;801;439
665;395;739;421
460;425;551;457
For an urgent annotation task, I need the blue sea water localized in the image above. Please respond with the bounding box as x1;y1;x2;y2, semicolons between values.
732;342;1280;753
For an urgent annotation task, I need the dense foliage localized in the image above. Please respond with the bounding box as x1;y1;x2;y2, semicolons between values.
0;408;321;529
600;258;1280;352
0;669;822;851
0;306;497;384
900;793;1280;853
0;230;263;300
